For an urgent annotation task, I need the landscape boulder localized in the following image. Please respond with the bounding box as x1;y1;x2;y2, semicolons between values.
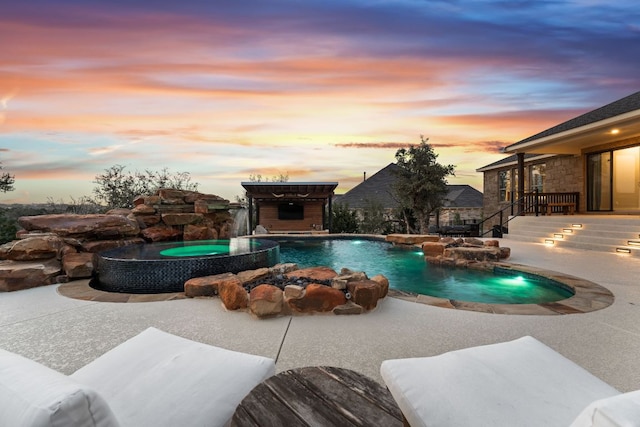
218;280;248;310
250;284;284;317
17;214;140;239
62;253;95;279
140;225;181;242
386;234;439;245
185;272;238;297
237;268;271;284
287;284;346;313
0;259;62;292
183;224;216;241
333;301;364;315
347;280;381;310
421;242;447;257
0;235;65;261
285;266;337;282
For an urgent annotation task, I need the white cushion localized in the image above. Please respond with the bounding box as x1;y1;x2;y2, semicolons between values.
381;336;620;427
71;327;275;427
0;348;119;427
571;390;640;427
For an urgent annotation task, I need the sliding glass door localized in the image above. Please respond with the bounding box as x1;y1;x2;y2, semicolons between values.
587;146;640;211
613;146;640;210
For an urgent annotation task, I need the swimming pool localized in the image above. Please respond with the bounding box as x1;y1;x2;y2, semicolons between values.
275;237;573;305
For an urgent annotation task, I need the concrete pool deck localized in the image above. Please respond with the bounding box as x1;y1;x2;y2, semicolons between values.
1;239;640;392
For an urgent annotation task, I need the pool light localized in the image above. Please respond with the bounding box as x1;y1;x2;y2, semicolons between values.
544;239;555;245
628;240;640;247
498;276;527;287
553;233;564;239
572;224;583;228
616;248;631;254
563;229;573;233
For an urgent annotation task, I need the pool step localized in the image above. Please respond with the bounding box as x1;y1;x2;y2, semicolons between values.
503;215;640;257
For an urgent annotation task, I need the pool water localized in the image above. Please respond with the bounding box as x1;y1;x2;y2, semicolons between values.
160;244;232;257
157;240;261;258
276;238;573;305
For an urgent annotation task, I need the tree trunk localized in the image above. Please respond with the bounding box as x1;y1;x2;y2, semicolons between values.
416;212;428;235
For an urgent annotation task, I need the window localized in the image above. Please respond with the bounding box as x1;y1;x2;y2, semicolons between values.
498;170;511;202
498;169;520;201
530;163;546;192
278;203;304;220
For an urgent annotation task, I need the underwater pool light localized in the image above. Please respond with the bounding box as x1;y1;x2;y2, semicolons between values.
616;247;631;254
544;239;555;245
563;229;573;233
572;224;583;228
553;233;564;239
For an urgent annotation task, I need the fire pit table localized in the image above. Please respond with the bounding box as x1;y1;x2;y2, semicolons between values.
231;366;403;426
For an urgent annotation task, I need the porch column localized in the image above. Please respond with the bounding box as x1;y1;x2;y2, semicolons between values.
517;152;525;215
327;194;333;232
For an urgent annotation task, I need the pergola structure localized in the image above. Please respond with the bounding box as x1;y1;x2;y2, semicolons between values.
241;182;338;233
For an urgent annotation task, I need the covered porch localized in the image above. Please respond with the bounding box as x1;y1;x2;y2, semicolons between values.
502;91;640;216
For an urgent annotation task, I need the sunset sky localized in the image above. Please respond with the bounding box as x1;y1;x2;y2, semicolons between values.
1;0;638;204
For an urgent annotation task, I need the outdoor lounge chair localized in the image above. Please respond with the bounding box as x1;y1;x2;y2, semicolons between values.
0;327;276;426
381;336;640;427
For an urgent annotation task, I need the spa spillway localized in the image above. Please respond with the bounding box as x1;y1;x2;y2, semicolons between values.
93;239;279;293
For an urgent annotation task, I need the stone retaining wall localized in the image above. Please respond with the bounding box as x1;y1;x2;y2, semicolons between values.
0;189;237;291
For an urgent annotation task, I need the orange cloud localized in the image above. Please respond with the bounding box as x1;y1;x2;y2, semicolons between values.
333;142;408;149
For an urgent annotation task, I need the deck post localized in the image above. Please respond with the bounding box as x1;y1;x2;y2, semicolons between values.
517;153;525;215
247;196;254;234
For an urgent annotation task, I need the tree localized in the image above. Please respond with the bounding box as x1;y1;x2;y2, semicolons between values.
93;165;199;209
330;203;359;233
358;199;391;234
0;209;16;244
392;137;455;234
0;163;15;193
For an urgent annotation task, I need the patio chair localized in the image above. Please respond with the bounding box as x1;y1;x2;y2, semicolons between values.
381;336;640;427
0;327;276;427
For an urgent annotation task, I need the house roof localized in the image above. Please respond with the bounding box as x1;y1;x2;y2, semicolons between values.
241;182;338;202
334;163;483;209
334;163;400;209
476;154;555;172
442;185;484;208
503;91;640;155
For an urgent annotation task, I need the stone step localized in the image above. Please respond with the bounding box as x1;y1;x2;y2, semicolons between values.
510;228;638;241
504;215;640;257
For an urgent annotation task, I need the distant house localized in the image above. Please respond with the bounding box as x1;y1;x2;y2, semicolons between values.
334;163;483;229
477;90;640;228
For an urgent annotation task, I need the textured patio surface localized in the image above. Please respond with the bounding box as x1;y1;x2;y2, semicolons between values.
1;239;640;391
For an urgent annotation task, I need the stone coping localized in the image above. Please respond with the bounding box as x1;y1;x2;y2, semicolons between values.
388;262;614;315
58;280;186;303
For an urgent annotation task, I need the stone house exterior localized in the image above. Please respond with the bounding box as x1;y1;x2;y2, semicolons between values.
478;91;640;229
335;163;483;229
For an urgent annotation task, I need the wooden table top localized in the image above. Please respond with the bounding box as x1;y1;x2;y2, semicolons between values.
231;366;404;426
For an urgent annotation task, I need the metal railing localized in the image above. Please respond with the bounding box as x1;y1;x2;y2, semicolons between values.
475;191;580;237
